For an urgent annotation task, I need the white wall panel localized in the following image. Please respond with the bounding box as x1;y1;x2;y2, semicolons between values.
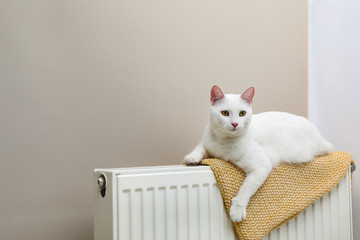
309;0;360;238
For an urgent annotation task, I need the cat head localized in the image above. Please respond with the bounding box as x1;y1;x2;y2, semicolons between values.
209;85;254;137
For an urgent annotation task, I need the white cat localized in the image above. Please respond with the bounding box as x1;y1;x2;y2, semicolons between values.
184;85;332;222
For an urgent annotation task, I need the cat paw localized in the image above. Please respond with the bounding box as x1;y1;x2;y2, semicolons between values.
230;199;247;222
183;153;202;165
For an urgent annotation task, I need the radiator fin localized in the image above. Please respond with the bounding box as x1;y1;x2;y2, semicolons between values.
116;170;237;240
110;167;352;240
262;168;352;240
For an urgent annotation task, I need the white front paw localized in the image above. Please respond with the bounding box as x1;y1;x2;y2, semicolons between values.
184;153;202;165
230;198;247;222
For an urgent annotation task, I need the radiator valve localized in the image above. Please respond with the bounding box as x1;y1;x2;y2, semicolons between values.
97;173;107;198
351;163;356;172
97;176;106;188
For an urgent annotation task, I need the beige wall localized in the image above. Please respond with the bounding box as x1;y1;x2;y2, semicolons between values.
0;0;307;239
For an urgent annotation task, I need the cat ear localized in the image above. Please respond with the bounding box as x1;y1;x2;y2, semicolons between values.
211;85;225;105
241;87;255;104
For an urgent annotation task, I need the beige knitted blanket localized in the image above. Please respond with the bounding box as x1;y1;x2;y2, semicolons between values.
200;151;353;240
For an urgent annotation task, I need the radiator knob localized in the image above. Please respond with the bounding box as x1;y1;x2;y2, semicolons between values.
351;164;356;172
97;174;107;189
97;173;107;198
97;177;105;188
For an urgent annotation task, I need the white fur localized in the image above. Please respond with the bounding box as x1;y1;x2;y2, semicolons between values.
184;90;332;222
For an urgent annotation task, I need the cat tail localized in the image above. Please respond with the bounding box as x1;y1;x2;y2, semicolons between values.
325;141;333;150
321;140;334;155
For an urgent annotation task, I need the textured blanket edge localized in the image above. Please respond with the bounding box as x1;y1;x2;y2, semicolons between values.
200;151;353;240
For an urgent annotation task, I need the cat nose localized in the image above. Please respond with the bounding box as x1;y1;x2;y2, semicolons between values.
232;123;238;128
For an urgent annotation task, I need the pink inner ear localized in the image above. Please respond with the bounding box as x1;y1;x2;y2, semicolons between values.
241;87;255;104
211;85;225;105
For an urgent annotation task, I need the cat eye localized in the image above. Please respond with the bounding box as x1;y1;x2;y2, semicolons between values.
221;110;229;116
239;111;247;117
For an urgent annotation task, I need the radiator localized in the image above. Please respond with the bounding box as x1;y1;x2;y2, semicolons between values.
94;165;353;240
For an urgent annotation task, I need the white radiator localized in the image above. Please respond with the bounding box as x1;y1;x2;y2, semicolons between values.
94;165;353;240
